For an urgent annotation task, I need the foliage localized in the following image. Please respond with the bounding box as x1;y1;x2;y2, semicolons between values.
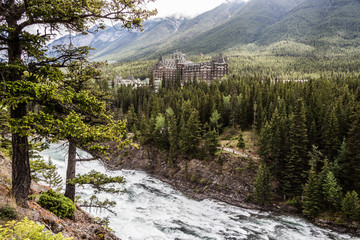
0;217;72;240
283;98;309;198
0;106;9;141
30;157;63;191
80;195;117;215
204;128;220;158
342;104;360;191
236;130;245;150
179;108;201;158
303;166;321;219
68;170;126;194
322;171;342;211
341;191;360;221
114;74;360;204
0;206;17;221
286;197;302;211
253;164;272;205
0;0;157;204
67;170;125;215
38;190;76;218
210;110;221;134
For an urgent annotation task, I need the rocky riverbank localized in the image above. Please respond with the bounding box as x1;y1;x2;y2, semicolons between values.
104;144;360;237
0;152;119;240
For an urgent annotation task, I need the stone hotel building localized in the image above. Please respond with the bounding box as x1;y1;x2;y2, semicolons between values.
150;51;228;83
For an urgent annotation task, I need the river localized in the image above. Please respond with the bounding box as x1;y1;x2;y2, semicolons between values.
39;143;358;240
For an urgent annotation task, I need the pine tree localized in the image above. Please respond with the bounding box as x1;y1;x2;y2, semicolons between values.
334;138;346;179
322;106;340;160
166;107;178;166
308;145;323;171
253;164;272;205
210;109;221;136
175;70;181;89
179;116;187;155
236;130;246;151
161;73;167;89
283;99;309;198
30;157;63;192
149;71;155;90
342;104;360;191
0;0;156;204
45;60;131;202
268;108;288;183
303;166;321;219
341;191;360;220
204;128;220;159
322;171;342;211
290;98;309;165
154;113;168;149
258;121;272;161
179;109;201;158
283;145;304;198
126;104;138;132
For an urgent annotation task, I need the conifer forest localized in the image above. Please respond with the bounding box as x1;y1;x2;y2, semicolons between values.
2;0;360;238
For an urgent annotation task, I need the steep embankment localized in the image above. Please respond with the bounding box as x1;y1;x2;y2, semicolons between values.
107;145;259;210
104;144;360;237
0;152;119;240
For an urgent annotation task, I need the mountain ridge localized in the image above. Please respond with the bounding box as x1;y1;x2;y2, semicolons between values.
50;0;360;61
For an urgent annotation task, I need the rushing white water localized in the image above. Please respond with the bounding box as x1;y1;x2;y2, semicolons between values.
39;143;359;240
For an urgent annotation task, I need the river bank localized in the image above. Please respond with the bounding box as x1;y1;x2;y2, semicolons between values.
0;151;119;240
104;144;360;237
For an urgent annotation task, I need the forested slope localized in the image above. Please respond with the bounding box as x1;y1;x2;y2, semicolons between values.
107;74;360;222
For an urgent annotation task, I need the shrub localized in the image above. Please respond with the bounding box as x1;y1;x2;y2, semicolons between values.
224;135;232;140
0;217;72;240
38;190;76;218
0;205;17;220
286;197;302;211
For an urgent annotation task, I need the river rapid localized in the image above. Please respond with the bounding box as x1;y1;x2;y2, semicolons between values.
39;143;358;240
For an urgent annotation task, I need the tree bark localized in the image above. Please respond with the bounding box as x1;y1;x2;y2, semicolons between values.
65;140;77;202
7;13;32;205
11;103;31;206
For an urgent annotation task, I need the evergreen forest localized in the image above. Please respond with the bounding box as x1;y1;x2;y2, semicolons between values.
109;72;360;220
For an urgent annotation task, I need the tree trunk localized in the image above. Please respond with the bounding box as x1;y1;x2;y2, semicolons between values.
11;103;31;206
65;140;77;202
8;18;31;205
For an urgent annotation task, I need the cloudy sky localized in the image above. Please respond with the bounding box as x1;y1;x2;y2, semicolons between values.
147;0;247;18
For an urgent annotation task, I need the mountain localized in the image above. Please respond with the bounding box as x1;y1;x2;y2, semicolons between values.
93;0;246;61
50;0;360;61
257;0;360;47
49;17;189;61
50;0;246;61
174;0;305;53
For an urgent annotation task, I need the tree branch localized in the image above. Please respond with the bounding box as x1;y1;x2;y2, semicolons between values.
18;9;150;32
79;204;117;215
76;157;100;162
0;35;8;42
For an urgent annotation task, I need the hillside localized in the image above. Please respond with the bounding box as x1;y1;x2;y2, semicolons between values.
257;0;360;54
49;18;188;62
176;0;304;53
0;151;119;239
50;0;360;61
